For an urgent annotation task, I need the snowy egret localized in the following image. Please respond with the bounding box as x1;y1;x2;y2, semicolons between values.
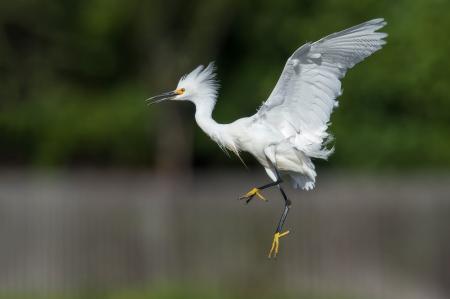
147;19;387;258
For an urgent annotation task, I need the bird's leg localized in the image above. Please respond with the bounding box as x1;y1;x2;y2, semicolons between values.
268;186;291;258
239;179;282;204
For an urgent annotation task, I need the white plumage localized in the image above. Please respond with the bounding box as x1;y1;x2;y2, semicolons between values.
149;18;387;190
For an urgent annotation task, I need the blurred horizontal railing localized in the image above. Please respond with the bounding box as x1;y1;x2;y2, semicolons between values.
0;169;448;299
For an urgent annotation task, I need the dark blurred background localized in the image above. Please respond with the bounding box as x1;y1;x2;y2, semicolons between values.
0;0;449;299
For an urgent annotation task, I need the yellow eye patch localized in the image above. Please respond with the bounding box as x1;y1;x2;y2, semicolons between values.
175;88;185;95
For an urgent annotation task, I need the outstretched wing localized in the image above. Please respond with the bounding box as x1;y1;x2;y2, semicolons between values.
256;19;387;159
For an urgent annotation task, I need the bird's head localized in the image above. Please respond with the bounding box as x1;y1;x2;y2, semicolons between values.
146;62;219;105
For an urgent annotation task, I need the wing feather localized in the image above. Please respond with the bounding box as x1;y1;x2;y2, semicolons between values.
256;18;387;159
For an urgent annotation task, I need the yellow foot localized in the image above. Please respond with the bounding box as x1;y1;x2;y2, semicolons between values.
268;230;290;258
239;187;267;204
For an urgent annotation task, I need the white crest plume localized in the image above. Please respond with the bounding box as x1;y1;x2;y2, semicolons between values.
178;62;219;103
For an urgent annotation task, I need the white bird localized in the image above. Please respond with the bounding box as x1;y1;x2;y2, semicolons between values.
147;18;387;258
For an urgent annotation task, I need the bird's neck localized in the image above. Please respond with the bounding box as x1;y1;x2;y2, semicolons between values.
192;96;241;157
193;97;222;139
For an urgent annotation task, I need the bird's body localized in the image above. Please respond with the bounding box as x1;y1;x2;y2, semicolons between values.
195;112;315;189
148;18;387;257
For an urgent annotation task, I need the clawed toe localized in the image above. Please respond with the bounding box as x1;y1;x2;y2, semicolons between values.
239;187;267;204
268;230;289;258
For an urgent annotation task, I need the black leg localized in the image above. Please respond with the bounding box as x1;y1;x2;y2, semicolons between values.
275;186;291;233
268;185;292;258
257;178;283;191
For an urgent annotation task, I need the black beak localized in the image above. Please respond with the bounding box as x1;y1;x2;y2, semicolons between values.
145;91;178;105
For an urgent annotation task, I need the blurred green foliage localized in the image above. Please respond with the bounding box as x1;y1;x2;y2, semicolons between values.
0;0;449;169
